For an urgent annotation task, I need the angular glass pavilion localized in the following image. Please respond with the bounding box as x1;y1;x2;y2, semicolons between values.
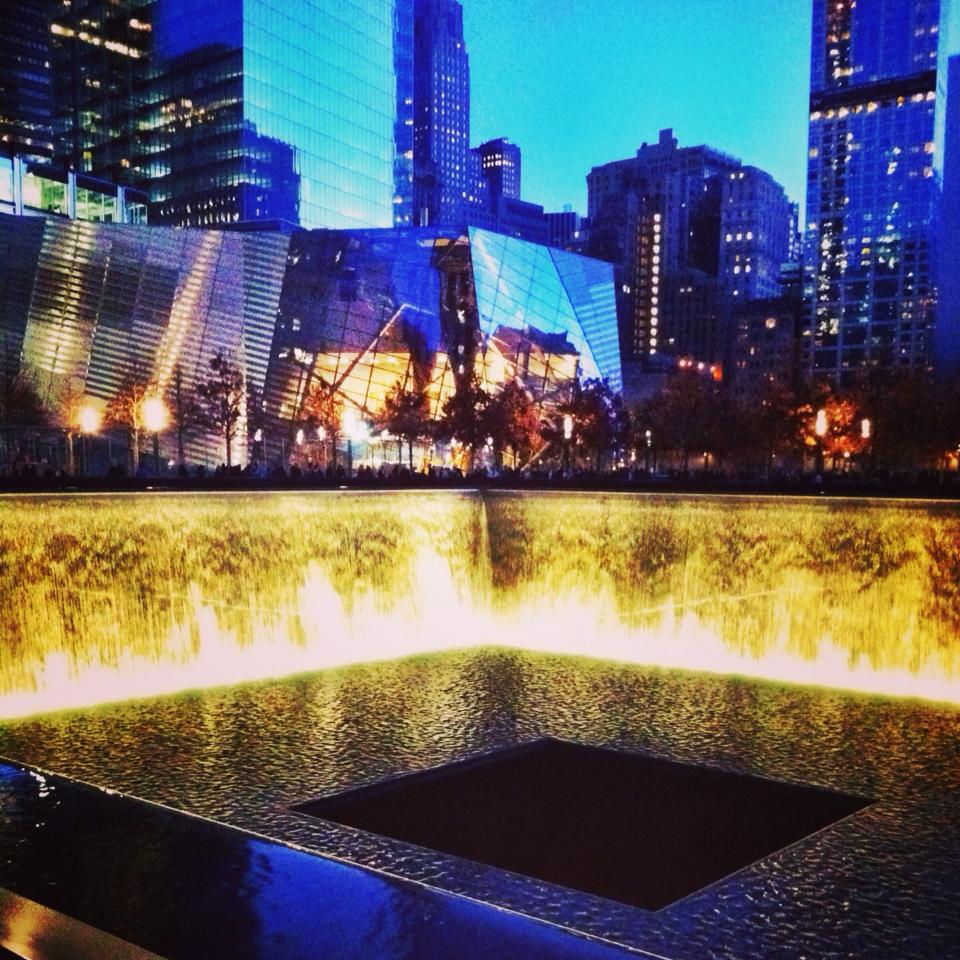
0;214;620;467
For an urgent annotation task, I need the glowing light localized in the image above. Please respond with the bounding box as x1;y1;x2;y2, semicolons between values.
254;429;263;443
77;405;101;435
861;418;872;440
815;409;829;437
342;409;370;443
296;429;305;446
1;496;958;720
563;415;574;441
142;396;168;434
317;426;327;441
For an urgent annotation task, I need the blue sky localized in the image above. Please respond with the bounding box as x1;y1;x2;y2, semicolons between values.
464;0;813;215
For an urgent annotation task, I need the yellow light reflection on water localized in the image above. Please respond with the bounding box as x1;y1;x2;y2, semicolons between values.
1;492;958;718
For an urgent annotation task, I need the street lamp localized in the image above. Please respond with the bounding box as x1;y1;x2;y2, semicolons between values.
645;428;653;472
77;404;101;477
563;414;573;474
142;396;168;478
342;409;370;477
814;408;828;475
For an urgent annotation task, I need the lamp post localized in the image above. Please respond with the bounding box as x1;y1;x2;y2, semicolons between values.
861;418;872;474
563;414;573;475
78;404;101;477
142;396;168;478
342;410;369;477
814;408;828;475
316;425;327;467
645;429;653;473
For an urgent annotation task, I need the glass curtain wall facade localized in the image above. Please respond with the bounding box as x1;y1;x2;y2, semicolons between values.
48;0;409;231
149;0;400;229
50;0;153;187
0;211;620;467
804;0;945;383
265;225;620;460
0;0;55;161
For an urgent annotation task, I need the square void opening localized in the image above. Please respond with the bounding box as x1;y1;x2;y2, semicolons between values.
294;738;870;912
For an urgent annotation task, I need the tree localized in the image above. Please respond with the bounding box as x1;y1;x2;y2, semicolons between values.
0;368;46;428
105;372;150;473
798;387;867;472
301;376;343;466
166;364;199;467
196;353;245;468
377;380;431;469
645;370;721;472
485;380;542;469
732;381;805;477
557;378;620;471
437;374;490;470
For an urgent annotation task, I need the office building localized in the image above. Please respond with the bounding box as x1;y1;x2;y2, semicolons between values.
937;53;960;375
546;209;586;252
720;167;793;301
729;296;803;402
804;0;947;382
472;137;521;201
587;129;793;386
413;0;470;226
0;0;54;162
50;0;152;188
46;0;411;230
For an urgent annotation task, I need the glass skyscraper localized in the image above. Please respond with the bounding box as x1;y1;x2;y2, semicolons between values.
47;0;411;230
804;0;947;382
0;0;54;162
413;0;470;227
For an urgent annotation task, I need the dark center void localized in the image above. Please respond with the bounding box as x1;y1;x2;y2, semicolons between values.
295;738;871;912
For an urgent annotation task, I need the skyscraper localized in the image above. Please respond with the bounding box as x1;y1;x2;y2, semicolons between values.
0;0;54;162
47;0;411;230
413;0;470;227
720;167;793;301
50;0;152;187
472;137;521;201
937;53;960;374
587;129;792;385
804;0;947;383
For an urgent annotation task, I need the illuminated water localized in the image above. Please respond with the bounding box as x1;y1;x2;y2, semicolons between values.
1;490;959;714
1;492;958;957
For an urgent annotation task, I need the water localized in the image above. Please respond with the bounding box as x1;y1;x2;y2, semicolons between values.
0;491;958;957
1;490;959;715
0;649;957;958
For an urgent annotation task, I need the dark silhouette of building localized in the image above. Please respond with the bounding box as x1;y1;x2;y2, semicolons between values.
729;295;804;403
413;0;470;226
587;128;793;395
545;209;586;252
472;138;521;201
804;0;945;383
0;0;54;162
